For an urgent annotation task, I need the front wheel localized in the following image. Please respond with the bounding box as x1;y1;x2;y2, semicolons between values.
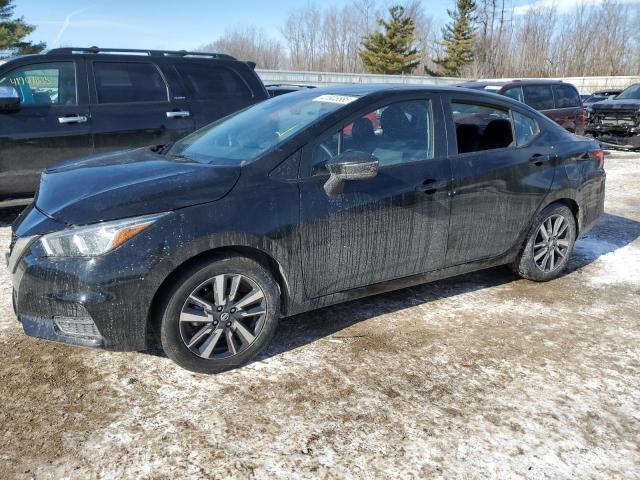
158;255;280;374
511;204;576;282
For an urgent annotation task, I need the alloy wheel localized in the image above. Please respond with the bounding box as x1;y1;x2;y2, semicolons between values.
533;214;571;273
179;274;267;359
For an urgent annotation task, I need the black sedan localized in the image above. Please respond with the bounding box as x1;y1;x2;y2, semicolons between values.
8;85;606;373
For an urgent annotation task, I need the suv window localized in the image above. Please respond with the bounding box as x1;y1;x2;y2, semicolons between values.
524;85;555;110
503;86;524;103
312;99;434;173
512;111;540;146
0;62;76;105
93;62;168;104
553;85;580;108
452;102;514;154
176;64;252;100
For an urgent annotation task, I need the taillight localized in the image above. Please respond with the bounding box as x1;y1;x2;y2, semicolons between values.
591;149;605;169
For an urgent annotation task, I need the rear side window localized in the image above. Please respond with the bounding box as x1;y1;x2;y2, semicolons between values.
0;62;76;105
553;85;580;108
503;86;524;103
93;62;168;104
524;85;555;110
176;64;252;100
512;111;540;146
452;102;514;154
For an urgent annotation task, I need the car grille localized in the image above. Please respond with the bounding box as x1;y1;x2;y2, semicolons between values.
593;109;639;127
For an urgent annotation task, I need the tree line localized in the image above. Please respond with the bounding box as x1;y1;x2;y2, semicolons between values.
201;0;640;78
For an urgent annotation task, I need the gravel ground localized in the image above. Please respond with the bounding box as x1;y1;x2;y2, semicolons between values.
0;152;638;480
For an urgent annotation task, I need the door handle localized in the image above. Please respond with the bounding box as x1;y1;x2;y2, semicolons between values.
166;111;191;118
529;154;552;166
416;179;449;194
58;115;88;124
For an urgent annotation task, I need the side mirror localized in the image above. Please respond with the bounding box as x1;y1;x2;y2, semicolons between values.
324;150;379;195
0;85;20;112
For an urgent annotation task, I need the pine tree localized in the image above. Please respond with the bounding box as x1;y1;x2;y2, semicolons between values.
359;6;420;75
432;0;477;76
0;0;45;58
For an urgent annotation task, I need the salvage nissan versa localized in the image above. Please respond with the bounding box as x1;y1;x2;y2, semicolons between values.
8;85;605;373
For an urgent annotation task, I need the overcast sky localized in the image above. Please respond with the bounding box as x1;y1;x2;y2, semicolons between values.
15;0;640;52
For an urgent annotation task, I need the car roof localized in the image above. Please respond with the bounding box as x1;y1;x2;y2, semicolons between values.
1;47;242;64
593;89;622;94
458;79;565;88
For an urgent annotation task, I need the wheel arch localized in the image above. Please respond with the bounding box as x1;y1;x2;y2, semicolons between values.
146;245;291;348
542;197;580;235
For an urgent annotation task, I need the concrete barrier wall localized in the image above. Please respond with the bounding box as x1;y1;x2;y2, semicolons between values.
256;69;640;93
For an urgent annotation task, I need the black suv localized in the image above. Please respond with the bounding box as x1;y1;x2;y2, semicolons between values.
0;47;268;206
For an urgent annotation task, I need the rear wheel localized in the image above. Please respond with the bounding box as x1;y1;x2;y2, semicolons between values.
158;255;280;373
511;204;576;282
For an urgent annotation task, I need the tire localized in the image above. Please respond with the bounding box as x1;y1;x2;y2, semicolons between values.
158;254;280;374
510;203;577;282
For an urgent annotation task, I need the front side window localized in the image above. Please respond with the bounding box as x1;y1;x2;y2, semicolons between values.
176;64;252;100
503;86;524;103
169;90;360;165
553;85;580;108
0;62;76;105
452;102;514;154
312;99;434;172
524;85;555;110
512;111;540;146
93;62;168;104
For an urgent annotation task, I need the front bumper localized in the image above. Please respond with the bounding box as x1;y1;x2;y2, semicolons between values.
8;207;171;351
586;124;640;150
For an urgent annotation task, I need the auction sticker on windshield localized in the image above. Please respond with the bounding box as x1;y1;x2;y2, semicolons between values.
313;94;359;105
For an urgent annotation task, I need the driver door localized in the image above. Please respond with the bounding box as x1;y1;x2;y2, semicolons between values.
298;97;452;299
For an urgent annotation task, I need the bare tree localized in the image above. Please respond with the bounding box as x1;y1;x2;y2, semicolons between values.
200;26;283;69
200;0;640;78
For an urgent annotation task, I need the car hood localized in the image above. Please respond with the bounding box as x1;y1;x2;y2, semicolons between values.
591;98;640;111
36;148;241;225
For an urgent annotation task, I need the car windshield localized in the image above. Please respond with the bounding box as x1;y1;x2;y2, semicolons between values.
615;84;640;100
169;91;360;165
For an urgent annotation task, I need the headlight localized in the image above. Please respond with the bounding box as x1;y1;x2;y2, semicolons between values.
40;213;167;257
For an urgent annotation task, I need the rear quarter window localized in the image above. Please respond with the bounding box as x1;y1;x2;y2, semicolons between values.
176;63;253;100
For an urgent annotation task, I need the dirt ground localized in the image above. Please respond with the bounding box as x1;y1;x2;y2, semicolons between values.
0;152;638;480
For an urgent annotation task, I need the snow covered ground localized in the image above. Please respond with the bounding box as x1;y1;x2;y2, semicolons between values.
0;152;638;479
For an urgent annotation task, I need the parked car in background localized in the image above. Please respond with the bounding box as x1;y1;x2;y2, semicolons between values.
265;83;316;97
0;47;268;207
586;82;640;150
583;89;622;106
457;80;586;135
9;85;605;373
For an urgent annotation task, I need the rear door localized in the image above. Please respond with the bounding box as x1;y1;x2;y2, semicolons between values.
299;95;451;298
174;61;266;129
552;84;584;134
88;59;194;152
444;95;555;266
0;59;92;197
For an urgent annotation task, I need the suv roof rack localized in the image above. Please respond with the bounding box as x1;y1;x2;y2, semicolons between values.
46;46;236;60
